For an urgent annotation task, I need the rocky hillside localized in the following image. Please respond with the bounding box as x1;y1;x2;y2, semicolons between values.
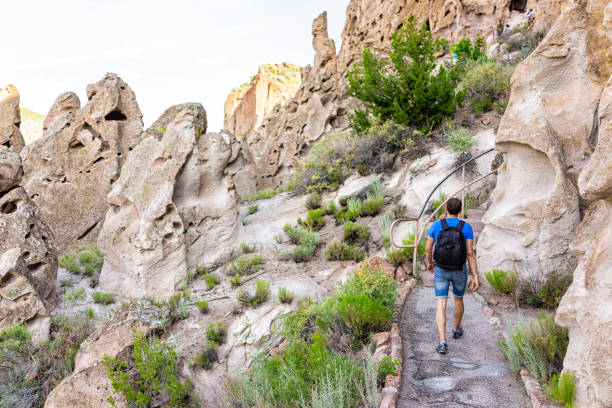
224;62;301;141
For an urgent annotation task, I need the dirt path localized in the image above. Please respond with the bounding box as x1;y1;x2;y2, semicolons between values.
398;286;530;408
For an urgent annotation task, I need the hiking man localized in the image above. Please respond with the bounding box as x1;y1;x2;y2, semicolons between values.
425;197;479;354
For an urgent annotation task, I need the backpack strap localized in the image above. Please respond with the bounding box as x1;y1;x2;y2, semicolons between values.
457;220;465;232
440;218;448;229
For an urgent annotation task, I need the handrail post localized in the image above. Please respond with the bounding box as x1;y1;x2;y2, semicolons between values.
413;222;419;277
461;164;466;218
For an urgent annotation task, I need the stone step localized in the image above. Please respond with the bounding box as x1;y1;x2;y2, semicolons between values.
466;209;487;220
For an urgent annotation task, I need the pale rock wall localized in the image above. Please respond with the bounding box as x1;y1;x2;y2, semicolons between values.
0;85;26;153
21;73;143;254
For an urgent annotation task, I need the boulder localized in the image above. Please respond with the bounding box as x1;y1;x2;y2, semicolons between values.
476;0;611;281
0;248;50;344
0;85;25;153
44;300;170;408
0;149;23;194
21;73;143;253
98;104;239;298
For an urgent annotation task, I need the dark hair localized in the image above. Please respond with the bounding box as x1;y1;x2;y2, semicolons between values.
446;198;462;215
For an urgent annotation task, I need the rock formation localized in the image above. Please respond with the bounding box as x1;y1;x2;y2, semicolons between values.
0;148;57;343
476;0;611;281
20;73;143;253
98;103;239;299
0;85;26;153
44;300;170;408
224;62;302;141
476;1;611;406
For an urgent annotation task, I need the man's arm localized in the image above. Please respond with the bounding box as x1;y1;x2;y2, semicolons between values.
465;239;479;291
426;236;435;274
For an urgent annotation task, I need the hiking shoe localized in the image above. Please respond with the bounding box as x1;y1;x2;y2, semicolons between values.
436;342;448;354
452;328;464;339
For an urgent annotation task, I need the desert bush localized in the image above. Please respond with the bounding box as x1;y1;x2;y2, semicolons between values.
523;272;572;309
240;242;256;254
339;196;348;207
485;269;518;295
196;264;208;275
0;323;31;352
451;35;486;62
500;312;568;383
59;254;80;272
343;221;369;245
238;280;270;307
59;279;74;288
334;294;393;341
90;278;99;288
64;287;86;302
325;241;365;262
386;247;410;267
380;213;395;247
242;218;250;226
60;245;104;274
461;59;512;113
362;198;384;216
347;16;463;134
443;123;473;152
197;340;219;370
92;291;114;305
239;188;279;202
166;293;190;322
203;273;220;289
103;332;191;407
230;275;242;288
247;204;259;215
196;300;209;314
278;287;294;304
377;355;402;384
206;322;227;344
548;371;576;408
322;200;337;216
283;224;321;263
305;193;322;210
227;256;264;276
298;209;326;231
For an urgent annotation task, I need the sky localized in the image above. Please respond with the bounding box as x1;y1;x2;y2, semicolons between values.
0;0;348;132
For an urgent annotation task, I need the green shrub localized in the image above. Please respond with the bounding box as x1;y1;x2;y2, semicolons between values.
377;355;402;384
196;264;208;275
402;233;426;258
380;213;395;247
322;200;337;216
64;287;86;302
523;273;572;309
84;264;95;276
242;218;250;226
196;300;209;314
206;322;227;344
167;294;190;322
92;291;114;305
225;333;366;407
339;196;348;207
0;323;31;352
298;209;326;231
334;294;393;341
461;59;512;113
197;340;219;370
278;287;294;304
386;247;410;267
59;254;80;272
90;278;99;288
362;198;384;216
325;241;365;262
451;35;486;61
274;234;284;244
227;256;264;276
103;332;191;407
247;204;259;215
444;124;473;152
59;279;74;288
203;273;220;289
347;16;463;133
343;262;398;310
485;269;518;295
238;280;270;307
305;193;322;210
230;275;242;288
548;371;576;408
283;225;321;263
240;242;256;254
240;188;277;202
343;221;369;244
500;312;569;383
290;244;318;263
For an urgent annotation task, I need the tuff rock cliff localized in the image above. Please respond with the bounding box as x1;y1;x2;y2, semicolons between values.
0;85;26;153
20;73;143;254
477;1;612;406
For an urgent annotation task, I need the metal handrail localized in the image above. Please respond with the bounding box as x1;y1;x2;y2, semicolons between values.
389;148;498;277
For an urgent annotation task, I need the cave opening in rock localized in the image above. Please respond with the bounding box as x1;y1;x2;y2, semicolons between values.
104;109;127;121
509;0;527;12
1;201;17;214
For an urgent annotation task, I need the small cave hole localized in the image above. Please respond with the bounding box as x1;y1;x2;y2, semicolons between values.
1;141;11;148
509;0;527;12
22;251;30;260
444;10;450;17
1;201;17;214
27;262;45;274
92;156;104;165
69;139;84;149
104;110;127;121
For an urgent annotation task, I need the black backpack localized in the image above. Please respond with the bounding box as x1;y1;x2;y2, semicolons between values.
433;218;467;270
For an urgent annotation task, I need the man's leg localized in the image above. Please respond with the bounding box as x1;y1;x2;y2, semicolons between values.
453;296;464;331
436;298;448;343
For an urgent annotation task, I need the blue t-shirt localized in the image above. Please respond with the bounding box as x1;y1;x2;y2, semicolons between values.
427;218;473;243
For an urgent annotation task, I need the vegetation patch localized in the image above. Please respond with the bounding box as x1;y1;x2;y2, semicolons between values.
282;224;321;263
343;221;369;245
247;204;259;215
195;300;209;314
237;280;270;307
206;322;227;344
64;287;86;302
325;241;366;262
203;273;220;290
92;291;114;305
59;245;103;275
227;256;264;276
239;188;280;202
278;287;294;304
297;209;326;231
461;59;512;113
485;269;518;295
